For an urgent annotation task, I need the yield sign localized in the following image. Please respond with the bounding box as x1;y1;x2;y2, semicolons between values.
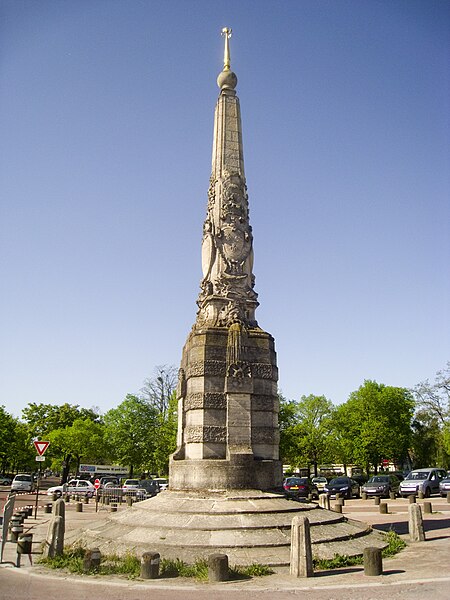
34;440;50;456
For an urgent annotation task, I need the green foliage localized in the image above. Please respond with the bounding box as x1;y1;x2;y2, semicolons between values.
39;547;140;578
313;531;406;571
104;394;158;476
279;394;334;474
39;545;85;573
331;381;414;473
382;529;406;557
0;408;35;473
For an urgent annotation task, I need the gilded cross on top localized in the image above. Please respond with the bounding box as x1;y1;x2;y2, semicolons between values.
221;27;232;71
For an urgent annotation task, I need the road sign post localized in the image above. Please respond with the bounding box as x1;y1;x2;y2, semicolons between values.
33;441;50;518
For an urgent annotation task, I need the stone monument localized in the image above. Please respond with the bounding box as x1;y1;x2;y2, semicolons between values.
169;27;281;492
69;30;386;565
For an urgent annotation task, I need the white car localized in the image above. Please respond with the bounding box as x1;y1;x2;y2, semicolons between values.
47;479;96;498
153;478;168;491
11;474;35;492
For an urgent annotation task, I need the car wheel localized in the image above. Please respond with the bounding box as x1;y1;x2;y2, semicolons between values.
424;487;431;498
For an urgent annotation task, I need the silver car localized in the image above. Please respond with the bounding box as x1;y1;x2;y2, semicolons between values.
399;468;447;497
11;473;35;492
439;477;450;497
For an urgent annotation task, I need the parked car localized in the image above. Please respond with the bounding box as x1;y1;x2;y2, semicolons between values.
283;477;319;500
99;476;120;488
122;479;141;491
137;479;160;497
0;475;12;486
361;475;401;498
11;474;35;493
46;479;96;498
324;477;360;499
153;478;168;491
311;476;328;491
439;477;450;497
399;468;448;498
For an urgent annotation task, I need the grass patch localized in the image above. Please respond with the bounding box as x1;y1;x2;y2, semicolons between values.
313;530;406;571
39;547;272;581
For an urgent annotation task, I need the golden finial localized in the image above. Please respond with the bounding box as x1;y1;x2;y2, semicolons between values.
221;27;232;71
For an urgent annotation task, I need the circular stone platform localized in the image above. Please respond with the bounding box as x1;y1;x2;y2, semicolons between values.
66;490;386;566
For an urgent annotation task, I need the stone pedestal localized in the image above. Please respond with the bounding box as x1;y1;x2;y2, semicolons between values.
170;327;282;491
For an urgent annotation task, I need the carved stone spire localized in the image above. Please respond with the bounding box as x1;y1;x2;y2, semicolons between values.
196;28;258;329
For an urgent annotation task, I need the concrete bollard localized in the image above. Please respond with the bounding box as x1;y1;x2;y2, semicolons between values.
126;496;133;506
83;548;101;572
110;504;117;512
64;493;70;503
418;490;424;500
335;493;341;500
104;496;110;506
447;492;450;503
423;501;432;514
17;533;33;555
408;495;416;504
318;494;330;510
290;515;314;577
54;498;65;519
373;496;380;506
140;551;160;579
408;504;425;542
44;503;52;514
363;547;383;576
208;553;229;582
334;504;342;513
379;503;388;514
361;492;367;500
76;502;83;513
336;497;345;507
84;495;89;504
52;492;58;501
389;491;396;500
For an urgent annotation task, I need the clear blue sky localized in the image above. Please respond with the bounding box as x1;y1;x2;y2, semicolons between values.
1;0;449;419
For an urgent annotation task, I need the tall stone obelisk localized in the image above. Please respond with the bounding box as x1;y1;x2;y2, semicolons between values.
170;28;282;491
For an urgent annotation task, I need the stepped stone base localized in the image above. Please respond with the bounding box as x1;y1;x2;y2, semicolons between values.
67;490;387;566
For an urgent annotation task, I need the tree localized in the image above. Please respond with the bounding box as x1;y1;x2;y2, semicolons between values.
140;365;177;417
48;418;108;477
278;394;334;475
22;403;102;481
151;391;178;476
413;362;450;425
410;410;446;468
104;395;158;477
339;381;414;474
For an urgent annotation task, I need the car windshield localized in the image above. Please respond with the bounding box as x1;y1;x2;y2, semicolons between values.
406;472;428;480
329;478;349;485
15;475;31;481
313;477;327;482
369;476;389;483
124;480;139;485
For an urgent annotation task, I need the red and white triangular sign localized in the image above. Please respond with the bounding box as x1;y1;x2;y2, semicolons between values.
34;440;50;456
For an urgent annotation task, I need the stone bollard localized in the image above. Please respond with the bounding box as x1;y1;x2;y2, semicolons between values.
334;504;342;513
54;498;66;519
65;493;70;503
318;494;330;510
418;490;424;500
379;503;388;514
126;496;133;507
44;503;52;514
290;515;313;577
140;551;160;579
208;553;229;582
47;515;65;557
110;504;117;512
361;492;367;500
335;493;341;500
408;504;425;542
17;533;33;555
423;501;432;514
337;497;345;507
389;491;396;500
373;496;380;506
84;495;89;504
52;492;58;502
363;547;383;576
76;502;83;513
408;495;416;504
447;492;450;503
83;548;101;572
